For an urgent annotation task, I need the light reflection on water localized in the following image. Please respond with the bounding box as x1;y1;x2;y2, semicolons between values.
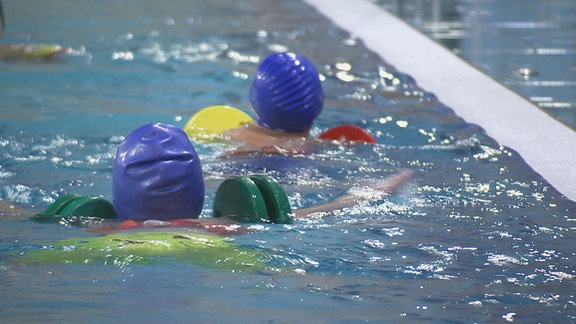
375;0;576;129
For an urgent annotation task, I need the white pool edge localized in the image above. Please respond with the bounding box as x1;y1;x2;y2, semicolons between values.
304;0;576;202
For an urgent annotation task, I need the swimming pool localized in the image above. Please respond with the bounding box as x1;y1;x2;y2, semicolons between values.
375;0;576;130
1;0;576;322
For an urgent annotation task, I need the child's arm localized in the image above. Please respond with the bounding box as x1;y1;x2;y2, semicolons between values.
293;169;413;219
0;199;30;218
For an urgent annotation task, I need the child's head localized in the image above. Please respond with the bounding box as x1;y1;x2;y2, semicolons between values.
112;123;205;220
250;52;324;133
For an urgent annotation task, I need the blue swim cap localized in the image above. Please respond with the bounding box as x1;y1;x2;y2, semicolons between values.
250;52;324;132
112;123;205;220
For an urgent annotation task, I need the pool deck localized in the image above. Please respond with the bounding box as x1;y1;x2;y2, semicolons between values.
304;0;576;202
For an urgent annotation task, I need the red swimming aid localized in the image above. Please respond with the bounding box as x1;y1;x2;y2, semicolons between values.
319;124;377;144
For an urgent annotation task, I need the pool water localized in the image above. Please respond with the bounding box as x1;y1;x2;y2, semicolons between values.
1;0;576;322
376;0;576;129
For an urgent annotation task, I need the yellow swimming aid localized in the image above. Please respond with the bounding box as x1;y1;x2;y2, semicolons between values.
183;105;253;141
16;231;270;270
20;44;66;59
0;44;68;60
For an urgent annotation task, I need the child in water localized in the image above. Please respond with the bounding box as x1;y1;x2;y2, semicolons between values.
224;52;325;154
1;52;411;226
112;123;411;226
0;1;67;60
0;122;410;232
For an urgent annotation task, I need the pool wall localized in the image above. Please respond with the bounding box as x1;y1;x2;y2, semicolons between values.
304;0;576;201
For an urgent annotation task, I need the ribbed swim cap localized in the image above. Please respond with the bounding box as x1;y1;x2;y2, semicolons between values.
112;123;205;220
250;52;324;132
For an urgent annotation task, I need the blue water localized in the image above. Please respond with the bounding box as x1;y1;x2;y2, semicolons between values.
1;0;576;322
376;0;576;129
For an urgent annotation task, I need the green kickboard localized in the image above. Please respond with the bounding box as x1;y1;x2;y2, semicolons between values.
213;175;292;224
16;231;271;271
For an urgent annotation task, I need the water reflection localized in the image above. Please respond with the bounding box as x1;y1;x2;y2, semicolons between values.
375;0;576;128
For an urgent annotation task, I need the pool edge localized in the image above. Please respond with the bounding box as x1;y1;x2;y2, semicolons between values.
303;0;576;202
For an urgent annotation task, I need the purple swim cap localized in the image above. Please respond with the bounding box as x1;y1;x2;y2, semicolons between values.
250;52;324;132
112;123;205;220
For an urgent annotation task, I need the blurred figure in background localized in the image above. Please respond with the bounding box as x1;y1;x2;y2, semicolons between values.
0;1;68;60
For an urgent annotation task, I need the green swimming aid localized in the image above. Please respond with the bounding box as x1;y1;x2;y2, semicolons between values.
213;174;292;224
31;195;117;224
16;231;271;271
